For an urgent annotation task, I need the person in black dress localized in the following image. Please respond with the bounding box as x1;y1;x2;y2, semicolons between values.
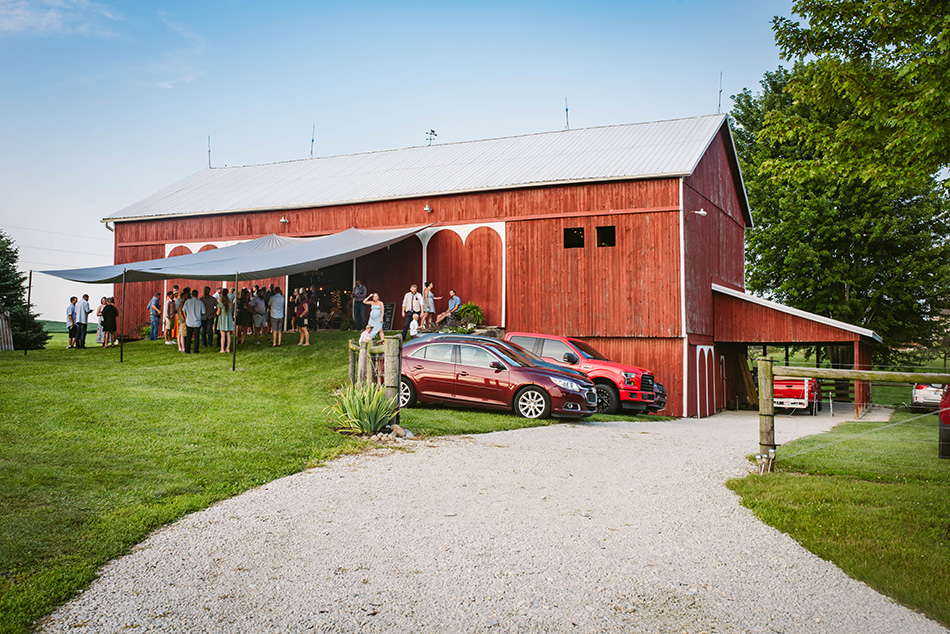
101;297;119;347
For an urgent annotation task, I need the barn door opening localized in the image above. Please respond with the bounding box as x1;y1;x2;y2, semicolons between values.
288;260;353;316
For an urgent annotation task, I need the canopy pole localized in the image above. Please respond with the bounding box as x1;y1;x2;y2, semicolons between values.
120;269;126;363
232;272;238;371
25;270;32;356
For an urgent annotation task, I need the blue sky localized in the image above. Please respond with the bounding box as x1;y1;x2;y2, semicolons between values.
0;0;790;319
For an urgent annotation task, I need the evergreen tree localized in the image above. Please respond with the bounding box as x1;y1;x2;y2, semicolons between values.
731;66;950;366
0;230;50;350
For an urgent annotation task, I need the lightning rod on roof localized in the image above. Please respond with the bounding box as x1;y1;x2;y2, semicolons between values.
208;135;212;169
717;71;723;114
310;124;315;158
426;129;437;146
565;97;570;130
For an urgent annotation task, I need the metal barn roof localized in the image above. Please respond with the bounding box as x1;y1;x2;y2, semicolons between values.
105;114;732;223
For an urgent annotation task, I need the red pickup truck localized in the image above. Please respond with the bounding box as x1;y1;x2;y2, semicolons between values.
773;376;822;415
504;332;657;414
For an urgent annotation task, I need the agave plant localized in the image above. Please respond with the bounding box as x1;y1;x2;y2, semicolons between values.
328;382;398;435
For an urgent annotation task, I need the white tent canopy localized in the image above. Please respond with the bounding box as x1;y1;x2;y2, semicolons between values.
42;225;430;283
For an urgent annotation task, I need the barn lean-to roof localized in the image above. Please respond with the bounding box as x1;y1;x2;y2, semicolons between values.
104;114;749;224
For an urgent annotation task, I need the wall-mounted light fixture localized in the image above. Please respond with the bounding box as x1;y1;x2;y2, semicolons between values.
423;204;433;214
685;208;707;219
280;217;289;224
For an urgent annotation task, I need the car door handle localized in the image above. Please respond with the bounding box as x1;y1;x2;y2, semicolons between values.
458;371;469;377
413;364;424;370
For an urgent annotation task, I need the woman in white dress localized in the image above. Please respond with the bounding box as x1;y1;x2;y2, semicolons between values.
363;293;384;340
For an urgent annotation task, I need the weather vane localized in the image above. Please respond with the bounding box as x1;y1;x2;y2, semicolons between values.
426;129;437;146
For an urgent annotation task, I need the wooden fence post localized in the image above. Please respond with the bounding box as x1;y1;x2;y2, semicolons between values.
758;357;775;470
357;341;368;386
364;343;374;384
348;340;356;384
385;336;401;425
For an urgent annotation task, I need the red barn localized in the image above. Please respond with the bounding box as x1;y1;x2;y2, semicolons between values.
104;114;879;417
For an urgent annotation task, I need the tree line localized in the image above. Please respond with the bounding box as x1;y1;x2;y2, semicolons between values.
730;0;950;367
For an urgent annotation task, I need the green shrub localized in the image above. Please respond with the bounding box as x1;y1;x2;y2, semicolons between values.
339;316;355;331
327;382;397;435
456;302;484;326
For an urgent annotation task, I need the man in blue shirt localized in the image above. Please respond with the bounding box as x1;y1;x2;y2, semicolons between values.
66;296;78;348
435;289;462;326
148;292;161;341
182;289;205;354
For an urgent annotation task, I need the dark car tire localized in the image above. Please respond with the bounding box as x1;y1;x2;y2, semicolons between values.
514;386;551;419
595;383;620;414
399;377;417;408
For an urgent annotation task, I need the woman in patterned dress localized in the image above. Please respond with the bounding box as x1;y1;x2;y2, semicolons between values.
217;292;234;353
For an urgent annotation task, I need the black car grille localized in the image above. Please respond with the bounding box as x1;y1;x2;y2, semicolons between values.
640;374;655;392
585;389;597;405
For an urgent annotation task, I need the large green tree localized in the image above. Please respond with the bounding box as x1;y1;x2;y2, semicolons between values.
0;230;49;350
768;0;950;189
731;66;950;365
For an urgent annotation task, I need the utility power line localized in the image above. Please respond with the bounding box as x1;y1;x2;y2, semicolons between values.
16;244;111;257
1;223;113;242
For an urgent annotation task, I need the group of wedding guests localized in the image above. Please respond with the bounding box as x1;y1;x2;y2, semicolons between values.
162;285;242;354
354;280;462;345
94;296;119;347
160;283;347;351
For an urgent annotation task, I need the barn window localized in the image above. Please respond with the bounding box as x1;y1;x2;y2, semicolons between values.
564;227;585;248
596;226;616;247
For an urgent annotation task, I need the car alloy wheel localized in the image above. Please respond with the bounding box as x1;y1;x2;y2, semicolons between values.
399;377;416;408
515;387;550;419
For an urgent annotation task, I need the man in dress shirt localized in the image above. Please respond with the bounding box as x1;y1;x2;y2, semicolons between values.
401;283;423;341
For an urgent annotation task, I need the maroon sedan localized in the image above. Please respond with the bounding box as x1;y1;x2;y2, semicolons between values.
400;338;597;419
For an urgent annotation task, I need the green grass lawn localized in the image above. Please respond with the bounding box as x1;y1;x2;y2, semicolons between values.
0;331;662;633
728;409;950;626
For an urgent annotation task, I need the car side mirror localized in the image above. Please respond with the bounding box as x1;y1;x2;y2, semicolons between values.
490;361;506;371
563;352;579;364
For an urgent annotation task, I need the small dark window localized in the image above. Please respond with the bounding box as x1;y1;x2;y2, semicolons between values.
564;227;585;248
596;226;616;247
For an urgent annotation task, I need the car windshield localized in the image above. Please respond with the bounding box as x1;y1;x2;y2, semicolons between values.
486;343;537;368
568;338;608;360
503;339;546;364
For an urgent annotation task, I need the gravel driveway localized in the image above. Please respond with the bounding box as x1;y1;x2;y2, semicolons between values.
40;409;947;634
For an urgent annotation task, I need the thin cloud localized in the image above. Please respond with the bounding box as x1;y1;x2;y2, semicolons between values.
146;12;206;89
0;0;120;37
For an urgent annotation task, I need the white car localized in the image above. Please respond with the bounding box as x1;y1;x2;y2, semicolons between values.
911;383;945;412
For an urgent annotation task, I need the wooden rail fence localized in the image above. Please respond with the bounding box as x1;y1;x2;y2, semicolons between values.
757;358;950;470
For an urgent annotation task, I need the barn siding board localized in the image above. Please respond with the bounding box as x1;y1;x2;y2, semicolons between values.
682;130;748;342
112;244;165;336
714;293;862;344
113;180;680;247
424;230;465;321
684;130;747;227
506;211;681;338
458;228;503;326
418;229;503;326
